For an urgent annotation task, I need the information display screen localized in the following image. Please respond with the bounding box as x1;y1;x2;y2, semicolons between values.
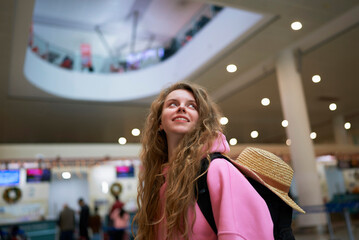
116;165;134;178
0;170;20;186
26;168;51;183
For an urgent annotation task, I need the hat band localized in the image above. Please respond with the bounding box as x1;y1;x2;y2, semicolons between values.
255;171;290;193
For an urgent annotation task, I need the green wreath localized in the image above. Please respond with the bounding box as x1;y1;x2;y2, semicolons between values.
3;187;22;204
110;182;122;197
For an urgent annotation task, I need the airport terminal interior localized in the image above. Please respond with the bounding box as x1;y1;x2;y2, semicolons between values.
0;0;358;239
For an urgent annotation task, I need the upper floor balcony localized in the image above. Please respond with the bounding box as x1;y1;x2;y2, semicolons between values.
24;4;267;102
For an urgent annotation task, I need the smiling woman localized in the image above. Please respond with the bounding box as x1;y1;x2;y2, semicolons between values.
160;89;199;153
134;82;274;240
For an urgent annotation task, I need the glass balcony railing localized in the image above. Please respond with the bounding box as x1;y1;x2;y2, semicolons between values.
28;5;223;74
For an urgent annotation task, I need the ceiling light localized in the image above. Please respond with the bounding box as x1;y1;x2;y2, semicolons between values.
226;64;237;73
261;98;270;106
281;120;289;128
250;131;259;139
229;138;237;146
118;137;127;145
312;75;321;83
329;103;337;111
131;128;140;136
310;132;317;140
291;21;302;30
62;172;71;179
344;122;351;130
220;117;229;125
286;139;291;146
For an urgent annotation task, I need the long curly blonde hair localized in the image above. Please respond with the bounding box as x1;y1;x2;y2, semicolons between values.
134;82;223;240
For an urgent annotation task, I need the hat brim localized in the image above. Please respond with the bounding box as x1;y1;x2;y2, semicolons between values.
229;159;306;214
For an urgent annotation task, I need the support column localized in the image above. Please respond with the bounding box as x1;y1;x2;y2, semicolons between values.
276;49;326;227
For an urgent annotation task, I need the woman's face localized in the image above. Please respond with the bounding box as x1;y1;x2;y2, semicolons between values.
160;89;199;139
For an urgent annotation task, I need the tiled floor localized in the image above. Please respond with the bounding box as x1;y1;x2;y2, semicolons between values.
125;217;359;239
294;221;359;240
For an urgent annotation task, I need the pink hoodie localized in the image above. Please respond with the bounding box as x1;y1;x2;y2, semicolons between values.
157;133;274;239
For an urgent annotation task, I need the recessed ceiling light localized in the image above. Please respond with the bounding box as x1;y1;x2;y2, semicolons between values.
312;75;321;83
310;132;317;140
250;131;259;139
329;103;337;111
344;122;351;130
281;120;289;128
220;117;229;125
286;139;291;146
226;64;237;73
62;172;71;179
131;128;140;136
229;138;237;146
291;21;302;30
118;137;127;145
261;98;270;106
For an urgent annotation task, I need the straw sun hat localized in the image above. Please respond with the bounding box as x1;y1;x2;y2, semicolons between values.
232;147;305;213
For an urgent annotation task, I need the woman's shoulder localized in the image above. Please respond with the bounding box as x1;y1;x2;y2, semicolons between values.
208;157;240;172
207;157;247;182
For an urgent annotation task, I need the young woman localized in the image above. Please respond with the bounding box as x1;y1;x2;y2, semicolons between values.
134;82;274;240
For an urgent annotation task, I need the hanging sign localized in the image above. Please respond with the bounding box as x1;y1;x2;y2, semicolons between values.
80;43;92;68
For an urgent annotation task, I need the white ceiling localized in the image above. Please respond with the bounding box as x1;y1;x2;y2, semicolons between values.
1;0;359;145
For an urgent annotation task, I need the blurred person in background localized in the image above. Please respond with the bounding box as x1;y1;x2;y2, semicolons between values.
110;195;124;216
58;204;76;240
78;198;90;240
109;208;130;240
8;225;27;240
89;206;102;240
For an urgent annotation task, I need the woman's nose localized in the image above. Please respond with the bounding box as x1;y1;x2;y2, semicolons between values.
177;105;186;112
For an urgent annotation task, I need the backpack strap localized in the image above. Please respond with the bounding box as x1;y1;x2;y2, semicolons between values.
196;152;231;235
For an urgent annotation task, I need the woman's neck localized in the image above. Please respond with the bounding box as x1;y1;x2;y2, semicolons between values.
167;134;184;163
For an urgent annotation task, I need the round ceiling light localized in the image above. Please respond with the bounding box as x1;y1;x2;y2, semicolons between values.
329;103;337;111
220;117;229;125
261;98;270;106
312;75;321;83
291;21;302;30
281;120;289;127
310;132;317;140
131;128;140;136
118;137;127;145
250;131;259;139
229;138;237;146
62;172;71;179
226;64;237;73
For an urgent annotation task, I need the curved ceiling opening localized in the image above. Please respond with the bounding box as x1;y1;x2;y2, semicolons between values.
24;0;266;102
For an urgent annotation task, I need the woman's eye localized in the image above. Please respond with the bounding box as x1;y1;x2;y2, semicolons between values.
169;103;177;107
188;104;197;109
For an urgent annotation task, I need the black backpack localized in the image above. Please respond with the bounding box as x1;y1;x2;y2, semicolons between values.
196;152;295;240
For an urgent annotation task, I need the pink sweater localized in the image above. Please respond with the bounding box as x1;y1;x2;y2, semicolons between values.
157;133;274;239
110;208;130;229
